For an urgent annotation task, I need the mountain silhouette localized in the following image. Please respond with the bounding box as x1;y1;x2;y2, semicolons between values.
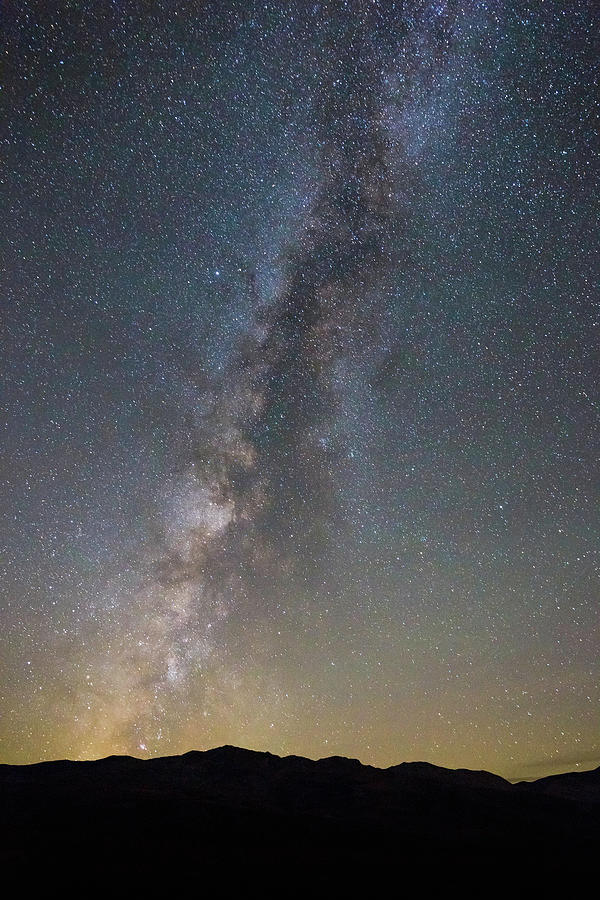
2;746;598;885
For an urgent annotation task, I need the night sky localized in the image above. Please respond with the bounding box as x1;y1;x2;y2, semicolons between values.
1;0;598;780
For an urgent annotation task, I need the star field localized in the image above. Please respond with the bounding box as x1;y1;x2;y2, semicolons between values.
1;0;599;780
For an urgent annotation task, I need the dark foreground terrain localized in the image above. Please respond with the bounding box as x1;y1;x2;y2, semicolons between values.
1;746;598;884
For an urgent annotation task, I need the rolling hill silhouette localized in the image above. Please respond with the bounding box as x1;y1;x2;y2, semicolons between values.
2;746;598;881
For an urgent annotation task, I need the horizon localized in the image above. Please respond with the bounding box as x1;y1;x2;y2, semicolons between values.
3;740;599;785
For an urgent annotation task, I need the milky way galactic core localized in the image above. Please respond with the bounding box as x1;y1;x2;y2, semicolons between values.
1;0;598;779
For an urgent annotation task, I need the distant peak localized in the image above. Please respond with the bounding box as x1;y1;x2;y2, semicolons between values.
203;745;279;758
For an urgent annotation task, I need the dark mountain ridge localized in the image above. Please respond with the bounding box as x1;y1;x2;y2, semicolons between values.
2;746;598;879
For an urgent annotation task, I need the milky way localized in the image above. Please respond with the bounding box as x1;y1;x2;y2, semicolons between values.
1;0;598;778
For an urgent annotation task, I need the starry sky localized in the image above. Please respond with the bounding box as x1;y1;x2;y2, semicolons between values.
1;0;598;780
